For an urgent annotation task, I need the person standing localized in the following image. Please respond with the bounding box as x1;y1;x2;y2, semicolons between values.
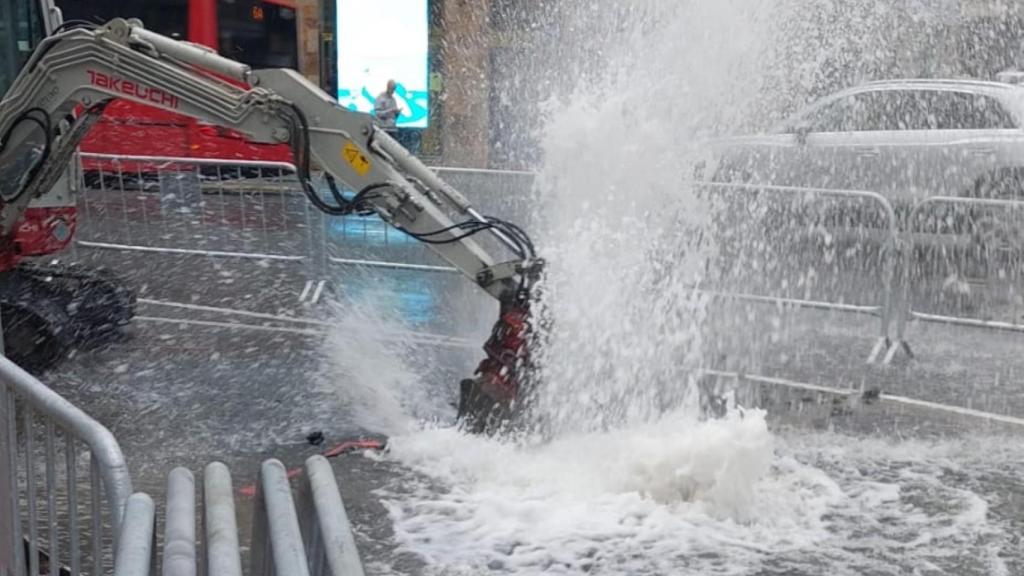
373;79;401;134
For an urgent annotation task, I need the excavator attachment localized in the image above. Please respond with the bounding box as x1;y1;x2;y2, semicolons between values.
459;280;540;433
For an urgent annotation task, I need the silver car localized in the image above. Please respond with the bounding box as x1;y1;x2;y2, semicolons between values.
709;79;1024;204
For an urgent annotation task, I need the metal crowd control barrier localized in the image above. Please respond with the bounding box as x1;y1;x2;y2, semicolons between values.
0;352;366;576
293;458;364;576
74;153;320;264
73;153;536;287
694;186;1024;365
696;181;901;363
892;196;1024;358
112;457;365;576
0;355;133;576
77;155;1024;366
73;156;907;358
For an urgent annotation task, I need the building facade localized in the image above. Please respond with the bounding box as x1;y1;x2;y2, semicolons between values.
316;0;552;168
317;0;502;167
59;0;1024;168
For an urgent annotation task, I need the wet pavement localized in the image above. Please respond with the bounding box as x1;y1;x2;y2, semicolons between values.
35;240;1024;573
26;185;1024;573
35;241;482;569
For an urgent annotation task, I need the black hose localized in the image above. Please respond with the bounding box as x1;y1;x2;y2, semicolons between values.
51;20;100;34
283;102;351;216
279;102;537;261
0;108;53;203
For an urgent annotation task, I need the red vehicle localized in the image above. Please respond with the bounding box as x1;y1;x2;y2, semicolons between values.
62;0;297;164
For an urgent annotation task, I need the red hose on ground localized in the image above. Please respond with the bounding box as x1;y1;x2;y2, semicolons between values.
238;438;387;497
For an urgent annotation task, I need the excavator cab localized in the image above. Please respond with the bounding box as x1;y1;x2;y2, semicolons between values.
0;0;76;261
1;0;78;259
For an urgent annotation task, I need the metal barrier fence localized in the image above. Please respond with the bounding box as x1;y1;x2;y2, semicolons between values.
700;183;1024;365
113;457;365;576
70;152;1024;363
112;495;155;576
73;153;535;282
0;354;132;576
697;181;901;364
894;196;1024;352
253;458;365;576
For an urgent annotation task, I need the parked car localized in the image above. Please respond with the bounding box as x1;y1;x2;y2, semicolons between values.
704;79;1024;297
709;79;1024;205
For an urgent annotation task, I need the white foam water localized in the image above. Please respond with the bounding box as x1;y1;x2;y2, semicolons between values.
377;409;788;575
518;0;776;436
372;426;1016;575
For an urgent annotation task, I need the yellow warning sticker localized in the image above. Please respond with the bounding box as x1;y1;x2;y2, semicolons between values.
342;141;372;176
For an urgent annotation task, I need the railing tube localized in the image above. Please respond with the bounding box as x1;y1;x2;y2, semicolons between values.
113;494;156;576
204;463;243;576
163;468;197;576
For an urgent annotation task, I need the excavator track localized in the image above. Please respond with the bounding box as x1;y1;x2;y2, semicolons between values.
19;262;136;338
0;262;135;372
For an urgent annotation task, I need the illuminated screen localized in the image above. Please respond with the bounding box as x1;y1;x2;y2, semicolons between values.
336;0;429;128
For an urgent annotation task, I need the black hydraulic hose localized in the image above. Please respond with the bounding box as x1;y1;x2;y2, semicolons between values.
279;103;538;261
51;20;100;34
285;103;350;216
0;108;53;203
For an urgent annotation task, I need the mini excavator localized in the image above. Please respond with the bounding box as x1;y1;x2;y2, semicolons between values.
0;6;541;431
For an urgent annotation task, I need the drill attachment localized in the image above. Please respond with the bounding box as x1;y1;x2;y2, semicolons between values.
458;290;537;434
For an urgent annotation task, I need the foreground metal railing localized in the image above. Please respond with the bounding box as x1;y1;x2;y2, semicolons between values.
0;341;366;576
0;355;132;576
113;457;365;576
252;458;365;576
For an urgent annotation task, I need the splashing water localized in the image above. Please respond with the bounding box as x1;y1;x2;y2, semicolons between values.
318;1;1022;573
317;294;459;436
524;0;974;435
520;0;777;434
